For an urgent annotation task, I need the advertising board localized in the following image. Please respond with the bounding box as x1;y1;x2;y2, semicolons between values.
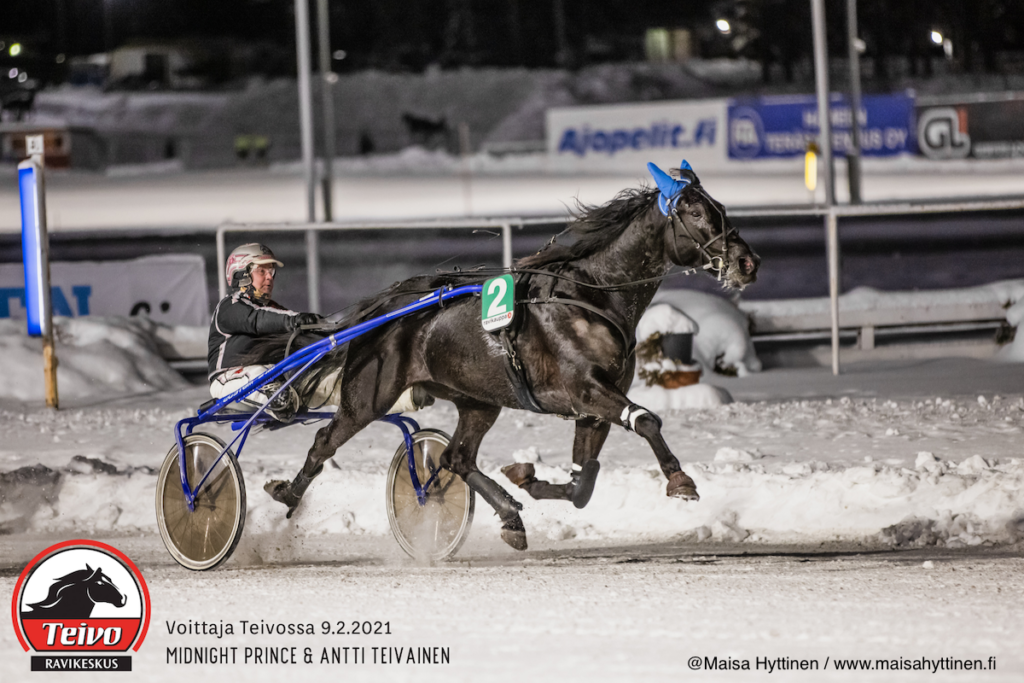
546;98;728;170
727;93;917;159
0;254;209;326
916;93;1024;160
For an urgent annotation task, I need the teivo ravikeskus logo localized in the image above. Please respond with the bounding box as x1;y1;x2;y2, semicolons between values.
11;540;151;672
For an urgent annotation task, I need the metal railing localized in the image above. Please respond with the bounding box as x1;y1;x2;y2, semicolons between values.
214;216;566;306
219;195;1024;375
732;197;1024;374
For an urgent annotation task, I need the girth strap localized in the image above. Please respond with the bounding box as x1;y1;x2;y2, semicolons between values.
498;327;546;414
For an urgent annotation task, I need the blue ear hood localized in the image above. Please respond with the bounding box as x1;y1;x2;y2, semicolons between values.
647;160;694;216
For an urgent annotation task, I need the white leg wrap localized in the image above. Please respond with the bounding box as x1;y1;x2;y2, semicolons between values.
620;405;651;432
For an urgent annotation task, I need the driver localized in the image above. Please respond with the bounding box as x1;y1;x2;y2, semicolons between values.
207;243;321;421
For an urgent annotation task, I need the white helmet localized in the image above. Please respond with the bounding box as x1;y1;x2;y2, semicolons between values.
225;243;284;288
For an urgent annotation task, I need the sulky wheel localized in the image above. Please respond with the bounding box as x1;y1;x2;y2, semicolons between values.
386;429;474;561
156;432;246;571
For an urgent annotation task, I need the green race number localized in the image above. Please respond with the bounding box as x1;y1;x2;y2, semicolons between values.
481;275;515;331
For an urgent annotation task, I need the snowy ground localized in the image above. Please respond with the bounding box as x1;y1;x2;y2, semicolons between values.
3;535;1022;683
2;318;1023;681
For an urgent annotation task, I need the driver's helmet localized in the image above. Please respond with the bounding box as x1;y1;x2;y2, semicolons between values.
225;243;284;290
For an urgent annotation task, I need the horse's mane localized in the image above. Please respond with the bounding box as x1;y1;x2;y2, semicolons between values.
27;568;92;610
517;186;659;268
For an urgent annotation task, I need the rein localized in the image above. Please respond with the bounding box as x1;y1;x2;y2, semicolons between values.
668;184;735;282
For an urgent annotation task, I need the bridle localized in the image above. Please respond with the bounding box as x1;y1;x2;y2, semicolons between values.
666;184;737;282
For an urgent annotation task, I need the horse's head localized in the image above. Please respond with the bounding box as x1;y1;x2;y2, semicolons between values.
83;565;126;609
26;564;126;616
648;161;760;290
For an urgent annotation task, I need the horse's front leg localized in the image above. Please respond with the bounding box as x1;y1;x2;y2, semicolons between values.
577;381;698;501
502;417;609;509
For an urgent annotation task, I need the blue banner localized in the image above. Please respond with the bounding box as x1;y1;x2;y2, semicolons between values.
728;93;916;159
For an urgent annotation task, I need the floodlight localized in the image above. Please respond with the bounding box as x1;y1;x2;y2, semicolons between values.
930;30;943;45
716;19;731;34
10;43;22;56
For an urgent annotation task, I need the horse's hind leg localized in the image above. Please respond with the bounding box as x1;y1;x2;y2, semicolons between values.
444;401;528;551
264;407;375;517
503;417;608;509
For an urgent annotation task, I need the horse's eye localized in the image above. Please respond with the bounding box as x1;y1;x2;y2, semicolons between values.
690;211;701;218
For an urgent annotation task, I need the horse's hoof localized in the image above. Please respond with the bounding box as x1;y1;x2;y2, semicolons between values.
500;515;528;551
568;460;600;509
501;462;537;488
264;480;301;517
666;471;699;501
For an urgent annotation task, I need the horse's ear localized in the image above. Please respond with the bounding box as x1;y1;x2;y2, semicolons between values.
647;162;691;216
675;160;700;187
86;565;102;581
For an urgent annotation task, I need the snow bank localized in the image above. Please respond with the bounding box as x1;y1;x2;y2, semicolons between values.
650;290;761;376
0;317;187;402
4;393;1023;555
627;383;733;411
4;444;1021;554
742;279;1024;320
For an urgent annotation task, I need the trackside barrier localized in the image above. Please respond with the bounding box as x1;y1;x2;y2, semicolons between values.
728;197;1024;374
6;200;1021;374
214;217;563;301
221;197;1024;376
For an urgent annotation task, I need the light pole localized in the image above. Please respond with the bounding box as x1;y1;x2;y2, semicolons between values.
316;0;336;222
846;0;864;204
294;0;319;310
811;0;841;375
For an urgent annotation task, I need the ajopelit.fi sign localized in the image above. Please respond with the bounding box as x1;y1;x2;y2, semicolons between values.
546;99;724;164
727;93;917;159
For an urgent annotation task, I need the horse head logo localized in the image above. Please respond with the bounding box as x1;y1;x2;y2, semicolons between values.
22;564;127;619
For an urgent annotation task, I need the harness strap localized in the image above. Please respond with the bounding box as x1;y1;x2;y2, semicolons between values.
498;327;546;414
527;297;636;357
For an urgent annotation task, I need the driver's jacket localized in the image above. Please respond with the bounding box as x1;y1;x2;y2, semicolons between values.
207;290;299;381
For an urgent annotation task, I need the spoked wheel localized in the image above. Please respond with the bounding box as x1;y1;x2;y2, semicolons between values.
386;429;474;561
156;432;246;571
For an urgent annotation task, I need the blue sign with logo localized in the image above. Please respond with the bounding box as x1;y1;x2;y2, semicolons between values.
728;93;917;159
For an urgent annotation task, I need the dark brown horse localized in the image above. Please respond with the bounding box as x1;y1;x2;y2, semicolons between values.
261;163;759;550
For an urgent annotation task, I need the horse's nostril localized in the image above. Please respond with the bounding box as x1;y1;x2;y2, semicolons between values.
740;256;755;275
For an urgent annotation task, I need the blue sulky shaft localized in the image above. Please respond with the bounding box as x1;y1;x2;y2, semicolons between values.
175;283;483;509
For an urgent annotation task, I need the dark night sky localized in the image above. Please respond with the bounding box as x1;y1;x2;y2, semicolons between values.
3;1;1022;76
